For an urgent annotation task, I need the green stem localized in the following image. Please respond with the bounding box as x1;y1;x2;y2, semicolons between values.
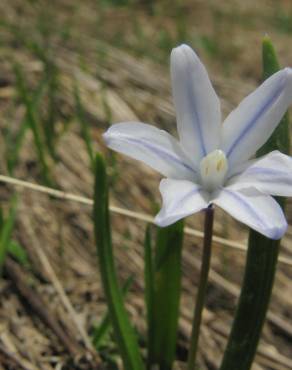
187;206;214;370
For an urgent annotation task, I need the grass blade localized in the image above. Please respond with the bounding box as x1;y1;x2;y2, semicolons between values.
0;196;18;273
219;36;290;370
6;75;47;174
14;64;53;186
43;58;59;161
92;312;111;349
7;240;29;267
92;275;134;349
74;84;95;171
93;153;144;370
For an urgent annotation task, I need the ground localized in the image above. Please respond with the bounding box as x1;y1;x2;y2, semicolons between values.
0;0;292;369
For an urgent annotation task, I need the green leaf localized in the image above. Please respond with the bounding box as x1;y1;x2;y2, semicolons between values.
219;36;290;370
151;221;184;370
257;36;290;158
143;225;155;369
0;207;4;230
93;153;144;370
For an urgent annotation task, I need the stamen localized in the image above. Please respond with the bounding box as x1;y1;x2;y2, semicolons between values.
200;150;228;192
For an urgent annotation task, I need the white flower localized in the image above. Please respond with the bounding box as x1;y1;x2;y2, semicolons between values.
103;44;292;239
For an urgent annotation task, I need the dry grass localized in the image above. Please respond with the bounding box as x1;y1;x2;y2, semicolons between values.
0;0;292;369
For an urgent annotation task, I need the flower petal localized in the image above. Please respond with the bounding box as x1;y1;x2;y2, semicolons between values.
227;150;292;196
213;188;287;239
221;68;292;167
171;44;221;162
103;122;196;180
155;179;209;227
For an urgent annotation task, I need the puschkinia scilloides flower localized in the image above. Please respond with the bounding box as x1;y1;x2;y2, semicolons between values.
103;44;292;239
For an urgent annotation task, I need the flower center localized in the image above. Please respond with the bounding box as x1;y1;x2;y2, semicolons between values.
199;150;228;192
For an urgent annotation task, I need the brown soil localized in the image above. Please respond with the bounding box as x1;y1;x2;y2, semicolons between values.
0;1;292;369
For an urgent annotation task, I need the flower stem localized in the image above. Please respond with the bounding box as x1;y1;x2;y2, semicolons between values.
187;205;214;370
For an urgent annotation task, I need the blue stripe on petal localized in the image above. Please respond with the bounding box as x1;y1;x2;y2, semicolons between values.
240;167;292;186
183;51;207;157
168;186;202;213
221;189;286;239
120;137;196;174
226;78;285;159
245;167;288;178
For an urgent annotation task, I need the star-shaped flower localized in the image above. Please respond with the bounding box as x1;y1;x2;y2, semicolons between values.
104;44;292;239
